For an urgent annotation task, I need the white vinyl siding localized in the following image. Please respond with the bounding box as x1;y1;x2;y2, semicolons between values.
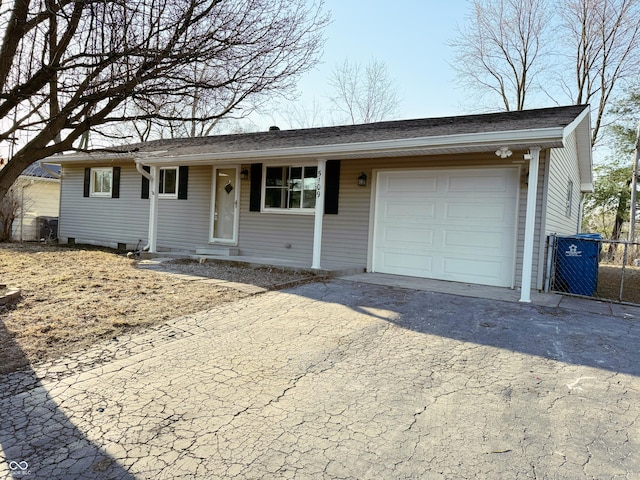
239;173;314;262
59;164;148;249
156;166;211;251
60;164;213;251
544;130;582;236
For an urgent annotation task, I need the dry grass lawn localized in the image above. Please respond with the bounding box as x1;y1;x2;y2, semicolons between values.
0;243;313;374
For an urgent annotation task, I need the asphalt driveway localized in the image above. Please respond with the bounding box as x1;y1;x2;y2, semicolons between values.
1;279;639;479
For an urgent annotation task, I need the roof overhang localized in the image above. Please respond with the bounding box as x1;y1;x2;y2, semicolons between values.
46;106;593;189
48;126;573;166
561;106;593;192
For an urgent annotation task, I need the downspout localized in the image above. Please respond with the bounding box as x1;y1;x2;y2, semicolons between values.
136;161;157;252
19;179;34;242
38;162;61;179
577;194;587;233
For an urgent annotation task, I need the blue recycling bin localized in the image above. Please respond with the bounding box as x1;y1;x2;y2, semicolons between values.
554;234;601;296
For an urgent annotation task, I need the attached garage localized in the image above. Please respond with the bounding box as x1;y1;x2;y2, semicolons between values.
371;167;519;287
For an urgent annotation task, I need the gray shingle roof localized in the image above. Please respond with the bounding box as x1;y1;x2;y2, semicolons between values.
21;163;61;178
116;105;589;156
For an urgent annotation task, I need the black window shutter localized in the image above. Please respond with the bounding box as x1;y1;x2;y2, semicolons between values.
141;166;150;199
112;167;121;198
324;160;340;214
178;166;189;199
83;168;91;197
249;163;262;212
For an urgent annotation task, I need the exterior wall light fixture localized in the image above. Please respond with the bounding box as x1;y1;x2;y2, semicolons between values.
358;172;367;187
240;168;249;180
495;146;513;158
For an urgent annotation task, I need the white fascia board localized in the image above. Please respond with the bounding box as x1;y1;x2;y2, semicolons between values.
137;127;566;165
562;106;593;185
45;152;133;164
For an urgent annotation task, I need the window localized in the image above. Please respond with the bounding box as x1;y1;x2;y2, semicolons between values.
159;167;178;198
90;167;112;197
263;166;317;211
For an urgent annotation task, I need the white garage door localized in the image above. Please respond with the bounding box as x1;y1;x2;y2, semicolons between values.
372;168;519;287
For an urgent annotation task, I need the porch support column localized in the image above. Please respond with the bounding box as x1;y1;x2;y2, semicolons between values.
519;147;541;303
311;158;326;269
148;165;159;253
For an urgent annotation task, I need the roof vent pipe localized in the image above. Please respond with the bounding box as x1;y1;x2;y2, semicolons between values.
269;126;280;131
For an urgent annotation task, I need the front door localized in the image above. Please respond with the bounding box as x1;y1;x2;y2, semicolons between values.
211;166;239;244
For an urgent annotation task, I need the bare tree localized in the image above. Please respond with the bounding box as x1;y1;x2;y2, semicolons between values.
558;0;640;145
327;58;400;124
450;0;552;111
0;0;329;202
451;0;640;145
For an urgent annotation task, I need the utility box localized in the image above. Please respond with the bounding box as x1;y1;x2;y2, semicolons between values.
554;234;601;296
37;216;58;241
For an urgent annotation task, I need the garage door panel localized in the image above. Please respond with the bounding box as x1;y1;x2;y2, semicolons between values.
382;226;434;246
382;252;434;275
386;174;438;193
442;257;511;286
385;201;436;219
442;229;510;251
445;202;514;223
373;168;518;288
447;174;514;193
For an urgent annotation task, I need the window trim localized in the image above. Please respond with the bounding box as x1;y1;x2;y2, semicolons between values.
89;167;113;197
261;164;318;214
158;166;179;199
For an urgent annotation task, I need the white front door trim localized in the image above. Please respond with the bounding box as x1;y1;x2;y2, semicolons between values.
209;166;240;245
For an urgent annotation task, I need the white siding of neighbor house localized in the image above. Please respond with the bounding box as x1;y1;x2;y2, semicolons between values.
12;177;60;241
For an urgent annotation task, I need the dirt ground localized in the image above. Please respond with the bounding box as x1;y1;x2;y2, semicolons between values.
597;264;640;304
0;243;317;374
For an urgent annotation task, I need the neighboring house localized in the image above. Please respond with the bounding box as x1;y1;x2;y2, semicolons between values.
47;105;592;302
12;163;61;241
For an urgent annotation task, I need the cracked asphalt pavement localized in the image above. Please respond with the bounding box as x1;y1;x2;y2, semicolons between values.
1;279;639;479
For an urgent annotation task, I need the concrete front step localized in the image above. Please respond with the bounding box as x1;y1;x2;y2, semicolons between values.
195;246;239;256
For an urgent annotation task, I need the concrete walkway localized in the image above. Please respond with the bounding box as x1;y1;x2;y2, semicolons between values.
1;279;639;479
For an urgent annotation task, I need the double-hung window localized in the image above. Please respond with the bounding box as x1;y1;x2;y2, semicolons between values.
159;167;178;198
264;166;318;212
90;167;113;197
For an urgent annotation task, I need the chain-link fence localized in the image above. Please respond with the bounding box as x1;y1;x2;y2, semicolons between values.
546;234;640;304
